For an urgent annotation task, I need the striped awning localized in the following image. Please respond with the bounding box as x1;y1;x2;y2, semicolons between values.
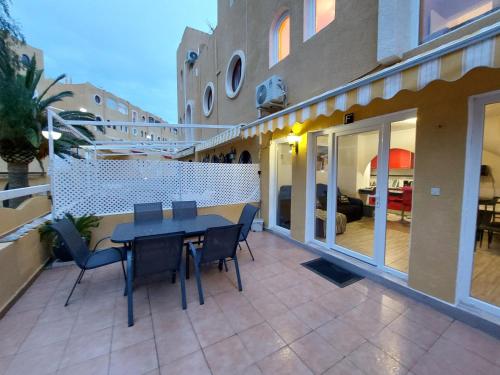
195;126;241;152
242;22;500;139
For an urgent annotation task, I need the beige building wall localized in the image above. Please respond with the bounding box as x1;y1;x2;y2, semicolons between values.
176;2;500;306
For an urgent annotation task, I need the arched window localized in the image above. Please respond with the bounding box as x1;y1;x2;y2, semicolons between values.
270;11;291;66
239;150;252;164
304;0;335;40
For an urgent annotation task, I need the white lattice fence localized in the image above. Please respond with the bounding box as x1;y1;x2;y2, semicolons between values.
51;158;260;217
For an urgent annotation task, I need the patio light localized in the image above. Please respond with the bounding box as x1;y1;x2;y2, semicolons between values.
42;127;62;140
287;131;300;154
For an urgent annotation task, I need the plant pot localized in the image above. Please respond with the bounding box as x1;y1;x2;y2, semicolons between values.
52;243;73;262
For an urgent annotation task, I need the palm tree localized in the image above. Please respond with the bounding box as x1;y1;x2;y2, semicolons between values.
0;54;73;207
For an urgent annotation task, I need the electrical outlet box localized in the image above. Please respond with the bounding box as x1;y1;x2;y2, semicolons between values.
431;187;441;196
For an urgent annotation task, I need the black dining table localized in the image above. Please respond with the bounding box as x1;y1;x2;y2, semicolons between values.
111;214;234;326
111;214;233;244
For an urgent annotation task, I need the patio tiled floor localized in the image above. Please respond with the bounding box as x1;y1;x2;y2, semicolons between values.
1;231;499;375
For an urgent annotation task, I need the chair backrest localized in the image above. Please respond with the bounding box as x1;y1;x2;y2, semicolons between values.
134;202;163;224
172;201;197;219
50;218;90;269
238;204;259;240
133;232;185;278
200;224;243;263
402;187;413;207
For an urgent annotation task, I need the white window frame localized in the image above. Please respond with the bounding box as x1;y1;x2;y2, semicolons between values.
303;0;336;41
269;137;293;236
269;10;291;67
203;82;215;117
457;90;500;318
225;50;246;99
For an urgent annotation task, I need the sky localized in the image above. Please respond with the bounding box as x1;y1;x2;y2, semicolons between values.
10;0;218;123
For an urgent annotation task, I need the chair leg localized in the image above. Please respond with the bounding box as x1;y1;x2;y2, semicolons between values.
120;260;127;283
76;269;85;284
171;271;176;284
179;266;187;310
186;250;190;280
233;255;243;292
193;260;204;305
127;249;134;327
238;243;243;251
244;239;255;261
65;269;84;306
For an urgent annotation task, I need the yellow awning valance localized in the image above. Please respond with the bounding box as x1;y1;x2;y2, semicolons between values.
242;22;500;139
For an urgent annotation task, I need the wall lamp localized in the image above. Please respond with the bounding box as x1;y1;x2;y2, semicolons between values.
287;131;300;154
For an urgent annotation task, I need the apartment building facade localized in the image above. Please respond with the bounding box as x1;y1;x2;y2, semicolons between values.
177;1;500;325
1;43;176;187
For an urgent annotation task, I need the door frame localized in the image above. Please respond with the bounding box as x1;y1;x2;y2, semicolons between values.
306;109;416;278
269;137;292;236
457;90;500;317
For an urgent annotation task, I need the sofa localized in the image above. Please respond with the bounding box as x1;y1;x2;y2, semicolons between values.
315;184;364;223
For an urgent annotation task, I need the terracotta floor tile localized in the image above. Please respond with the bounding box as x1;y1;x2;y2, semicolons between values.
442;320;500;366
152;308;191;339
411;352;466;375
322;358;366;375
315;288;366;316
223;303;264;333
0;355;13;375
155;324;200;366
19;318;74;353
290;332;343;374
387;315;440;350
71;307;115;336
160;350;211;375
239;322;285;361
267;311;312;344
109;338;158;375
347;342;407;375
191;311;236;348
402;304;452;334
349;298;401;325
57;354;109;375
59;327;112;369
339;307;387;339
111;314;154;351
250;294;289;320
203;335;254;375
315;318;366;356
291;301;334;329
6;340;66;375
257;347;313;375
369;327;426;369
427;337;497;375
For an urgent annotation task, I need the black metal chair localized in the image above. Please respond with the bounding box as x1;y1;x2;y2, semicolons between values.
172;201;197;219
50;218;126;306
237;204;259;261
188;224;243;305
127;232;186;326
134;202;163;223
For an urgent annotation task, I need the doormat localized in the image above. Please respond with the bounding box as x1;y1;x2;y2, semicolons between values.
301;258;363;288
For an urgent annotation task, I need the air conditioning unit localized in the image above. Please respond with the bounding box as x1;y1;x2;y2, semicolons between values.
186;50;198;65
255;75;287;110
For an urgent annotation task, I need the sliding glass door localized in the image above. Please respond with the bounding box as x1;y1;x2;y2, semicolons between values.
459;91;500;316
309;110;417;277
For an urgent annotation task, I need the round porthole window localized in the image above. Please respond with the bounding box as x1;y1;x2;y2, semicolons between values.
225;50;245;99
203;82;215;117
94;94;102;105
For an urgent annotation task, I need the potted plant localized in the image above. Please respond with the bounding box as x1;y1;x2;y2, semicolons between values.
39;213;101;262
